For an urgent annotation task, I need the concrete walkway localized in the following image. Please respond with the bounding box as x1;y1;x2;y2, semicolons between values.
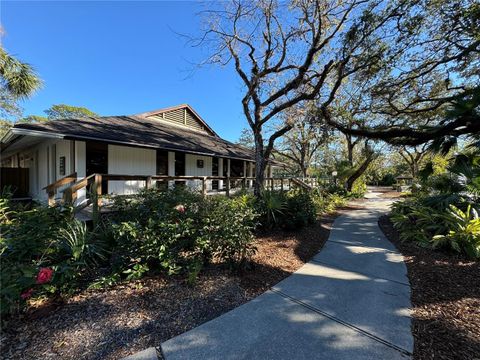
130;190;413;360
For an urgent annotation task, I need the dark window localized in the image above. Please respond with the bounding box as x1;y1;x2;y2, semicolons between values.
230;159;244;177
212;158;219;176
59;156;66;176
197;159;204;168
223;158;228;175
175;152;185;176
212;157;219;190
156;150;168;175
85;141;108;194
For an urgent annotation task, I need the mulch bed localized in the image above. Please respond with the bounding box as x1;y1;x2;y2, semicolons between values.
379;216;480;360
1;210;350;360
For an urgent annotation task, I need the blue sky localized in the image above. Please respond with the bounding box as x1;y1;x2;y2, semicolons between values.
1;1;247;142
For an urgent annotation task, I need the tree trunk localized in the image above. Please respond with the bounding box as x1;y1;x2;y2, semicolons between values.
301;165;308;178
411;163;417;178
345;154;375;192
346;135;354;167
253;132;266;197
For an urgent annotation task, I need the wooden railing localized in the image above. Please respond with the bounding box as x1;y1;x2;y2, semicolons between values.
46;173;317;208
43;172;77;206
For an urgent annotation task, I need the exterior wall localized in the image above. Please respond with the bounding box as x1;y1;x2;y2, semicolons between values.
3;136;254;201
185;154;212;190
108;144;156;195
2;139;76;201
74;141;86;204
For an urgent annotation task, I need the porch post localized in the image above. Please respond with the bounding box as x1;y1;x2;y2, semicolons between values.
218;158;224;191
226;158;231;197
242;161;247;189
168;151;175;189
202;176;207;197
95;174;102;207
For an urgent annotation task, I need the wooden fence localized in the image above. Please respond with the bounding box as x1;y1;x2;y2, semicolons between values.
1;167;29;197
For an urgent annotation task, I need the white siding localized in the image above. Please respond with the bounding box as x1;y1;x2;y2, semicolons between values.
108;145;156;194
75;141;86;204
10;139;74;201
185;154;212;190
75;141;86;178
168;151;175;189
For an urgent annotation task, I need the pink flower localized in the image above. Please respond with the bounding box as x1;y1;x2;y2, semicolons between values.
36;267;54;284
21;288;33;300
174;204;185;213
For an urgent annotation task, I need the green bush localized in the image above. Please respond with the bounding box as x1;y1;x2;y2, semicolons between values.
255;190;320;230
110;188;259;276
255;190;287;229
283;191;316;230
200;196;258;268
432;205;480;259
0;200;105;317
390;197;480;259
349;177;367;198
311;190;347;214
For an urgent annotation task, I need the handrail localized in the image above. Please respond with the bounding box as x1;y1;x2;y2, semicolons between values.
69;173;96;193
44;172;77;206
44;172;77;191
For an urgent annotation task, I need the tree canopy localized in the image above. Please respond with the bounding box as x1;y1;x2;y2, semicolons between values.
44;104;97;120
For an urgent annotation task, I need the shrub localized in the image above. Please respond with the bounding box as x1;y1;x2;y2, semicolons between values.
431;205;480;259
200;196;258;268
255;190;320;230
390;198;480;259
255;190;287;229
109;188;259;276
283;191;316;230
0;201;101;317
349;177;367;198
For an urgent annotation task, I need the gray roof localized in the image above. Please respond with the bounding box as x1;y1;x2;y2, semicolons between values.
11;115;256;161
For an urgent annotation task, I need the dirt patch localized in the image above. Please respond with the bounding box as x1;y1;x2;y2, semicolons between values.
379;216;480;360
1;211;344;360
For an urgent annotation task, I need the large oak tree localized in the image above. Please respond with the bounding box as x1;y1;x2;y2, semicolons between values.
202;0;409;195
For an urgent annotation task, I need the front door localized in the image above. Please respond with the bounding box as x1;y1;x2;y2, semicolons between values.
86;141;108;194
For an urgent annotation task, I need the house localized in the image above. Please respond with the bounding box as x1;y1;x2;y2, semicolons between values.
0;104;267;204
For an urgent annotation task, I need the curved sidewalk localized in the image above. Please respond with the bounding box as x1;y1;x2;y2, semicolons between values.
157;195;413;359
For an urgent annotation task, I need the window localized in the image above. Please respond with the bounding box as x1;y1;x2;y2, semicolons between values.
212;157;219;190
156;150;168;175
197;159;204;168
174;152;185;176
59;156;66;176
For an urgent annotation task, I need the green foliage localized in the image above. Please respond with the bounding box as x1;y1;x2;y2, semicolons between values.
391;198;480;260
431;205;480;259
379;173;396;186
110;188;259;276
0;47;42;99
0;201;100;316
311;192;347;214
45;104;98;120
255;191;287;228
255;190;326;230
283;191;316;230
349;177;367;198
201;196;258;268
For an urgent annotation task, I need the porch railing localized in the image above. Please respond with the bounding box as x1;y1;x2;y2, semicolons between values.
46;173;316;208
43;172;77;206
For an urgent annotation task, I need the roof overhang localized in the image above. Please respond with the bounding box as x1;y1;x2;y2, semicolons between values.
1;127;256;163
